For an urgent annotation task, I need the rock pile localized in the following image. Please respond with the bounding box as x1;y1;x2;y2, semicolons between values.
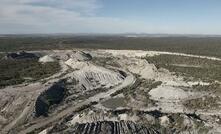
72;51;92;61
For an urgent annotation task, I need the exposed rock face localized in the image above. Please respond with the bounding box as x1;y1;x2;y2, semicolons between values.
118;58;157;80
39;55;55;63
65;59;88;69
159;116;170;127
52;121;159;134
72;51;92;61
35;81;66;117
4;51;39;60
73;66;125;91
65;59;126;91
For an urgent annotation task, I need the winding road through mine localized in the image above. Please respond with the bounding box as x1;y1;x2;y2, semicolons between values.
18;69;136;134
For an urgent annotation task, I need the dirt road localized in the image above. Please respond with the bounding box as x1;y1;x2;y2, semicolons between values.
18;71;136;134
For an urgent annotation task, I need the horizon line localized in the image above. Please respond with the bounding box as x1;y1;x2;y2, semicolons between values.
1;33;221;37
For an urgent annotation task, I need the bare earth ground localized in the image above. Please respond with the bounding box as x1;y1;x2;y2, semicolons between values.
0;49;221;134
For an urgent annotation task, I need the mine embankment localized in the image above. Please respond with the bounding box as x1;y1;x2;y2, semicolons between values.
69;121;159;134
60;121;159;134
35;80;66;117
9;50;221;134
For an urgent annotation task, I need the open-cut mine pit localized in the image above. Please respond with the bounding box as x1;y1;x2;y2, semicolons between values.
0;49;221;134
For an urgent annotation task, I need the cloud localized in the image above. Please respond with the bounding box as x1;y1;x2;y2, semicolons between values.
23;0;101;15
0;0;153;34
0;0;220;34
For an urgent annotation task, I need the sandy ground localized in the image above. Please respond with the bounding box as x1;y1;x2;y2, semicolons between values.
100;49;221;61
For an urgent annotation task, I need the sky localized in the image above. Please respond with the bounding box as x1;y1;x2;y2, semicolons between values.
0;0;221;34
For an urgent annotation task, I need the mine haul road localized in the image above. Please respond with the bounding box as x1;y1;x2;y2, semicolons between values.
18;70;136;134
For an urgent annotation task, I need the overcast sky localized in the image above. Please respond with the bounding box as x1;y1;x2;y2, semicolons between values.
1;0;221;34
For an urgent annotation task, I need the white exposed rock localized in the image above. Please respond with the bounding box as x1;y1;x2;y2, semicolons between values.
187;81;210;86
65;58;125;91
73;65;124;91
127;59;157;79
38;129;48;134
69;112;119;125
119;58;157;79
144;114;155;123
70;114;82;125
39;55;55;63
159;116;170;127
69;112;140;126
65;58;89;69
102;49;221;61
71;51;92;61
182;115;195;127
149;86;189;101
117;57;191;87
118;114;128;120
118;114;140;122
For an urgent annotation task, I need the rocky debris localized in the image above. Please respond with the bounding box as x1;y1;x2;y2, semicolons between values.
39;129;48;134
73;68;125;91
39;55;55;63
65;58;89;69
116;57;189;87
119;58;157;80
65;59;126;91
3;51;39;60
68;109;141;126
35;80;66;117
72;51;92;61
52;121;159;134
159;116;170;127
102;50;149;58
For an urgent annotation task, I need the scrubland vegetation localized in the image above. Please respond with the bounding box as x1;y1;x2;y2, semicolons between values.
1;36;221;58
184;96;220;110
0;53;5;59
0;59;60;88
146;54;221;82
